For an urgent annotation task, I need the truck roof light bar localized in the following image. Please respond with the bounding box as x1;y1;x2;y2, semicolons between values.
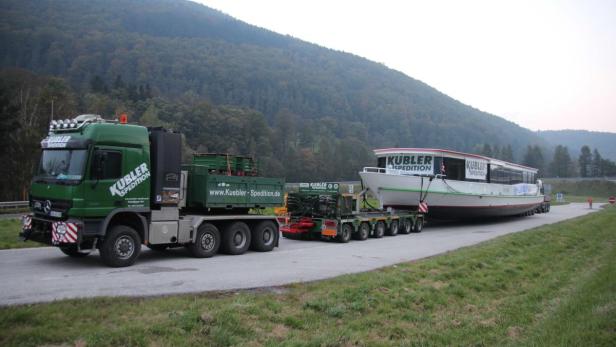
48;114;104;132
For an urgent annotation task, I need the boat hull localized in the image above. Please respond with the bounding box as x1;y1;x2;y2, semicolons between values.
359;171;544;219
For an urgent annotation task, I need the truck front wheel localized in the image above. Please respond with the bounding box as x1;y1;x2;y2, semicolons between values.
250;221;277;252
222;222;251;255
100;225;141;267
188;223;220;258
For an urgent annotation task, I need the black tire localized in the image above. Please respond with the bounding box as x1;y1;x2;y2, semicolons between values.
187;223;220;258
386;220;399;236
222;221;251;255
60;245;89;258
400;218;412;234
413;218;424;233
147;244;168;252
373;221;385;238
354;222;370;240
100;225;141;267
337;223;352;243
251;220;278;252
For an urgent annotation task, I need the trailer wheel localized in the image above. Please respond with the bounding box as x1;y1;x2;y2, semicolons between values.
337;224;352;243
386;220;399;236
373;221;385;238
60;245;89;258
188;223;220;258
100;225;141;267
413;218;424;233
354;222;370;240
400;218;412;234
222;221;251;255
251;221;277;252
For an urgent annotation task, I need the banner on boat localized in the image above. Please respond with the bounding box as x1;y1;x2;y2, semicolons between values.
465;158;488;180
385;154;433;175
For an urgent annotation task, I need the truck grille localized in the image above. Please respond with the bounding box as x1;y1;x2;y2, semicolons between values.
30;197;72;219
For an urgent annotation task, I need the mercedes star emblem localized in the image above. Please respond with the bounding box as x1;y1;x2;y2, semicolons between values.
43;200;52;215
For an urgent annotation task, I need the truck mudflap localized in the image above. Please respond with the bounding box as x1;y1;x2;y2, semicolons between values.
20;214;82;246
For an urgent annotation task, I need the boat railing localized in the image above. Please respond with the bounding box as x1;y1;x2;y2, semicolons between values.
362;167;387;173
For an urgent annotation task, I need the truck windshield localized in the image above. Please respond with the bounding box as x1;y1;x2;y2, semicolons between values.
36;149;87;183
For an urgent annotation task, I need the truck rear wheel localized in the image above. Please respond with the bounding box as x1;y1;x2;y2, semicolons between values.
373;221;385;238
386;220;399;236
337;223;352;243
188;223;220;258
60;245;89;258
354;222;369;240
100;225;141;267
400;218;412;234
222;222;251;255
251;221;277;252
413;218;424;233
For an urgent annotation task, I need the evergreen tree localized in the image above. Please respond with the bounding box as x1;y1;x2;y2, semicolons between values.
522;145;545;176
578;145;592;177
492;145;501;159
481;144;493;157
89;75;107;94
501;144;514;162
549;145;573;177
113;75;125;90
592;149;602;177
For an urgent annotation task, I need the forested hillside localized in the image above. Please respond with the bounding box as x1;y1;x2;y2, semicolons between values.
538;130;616;161
0;0;551;199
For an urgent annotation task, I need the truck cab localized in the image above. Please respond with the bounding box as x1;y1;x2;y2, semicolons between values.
21;114;283;267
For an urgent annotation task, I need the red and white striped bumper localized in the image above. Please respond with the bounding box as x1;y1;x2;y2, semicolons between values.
51;221;80;245
21;215;32;230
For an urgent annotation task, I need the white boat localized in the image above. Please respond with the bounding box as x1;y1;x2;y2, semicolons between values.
359;148;545;219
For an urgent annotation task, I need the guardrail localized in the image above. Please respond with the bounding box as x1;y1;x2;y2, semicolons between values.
0;201;29;212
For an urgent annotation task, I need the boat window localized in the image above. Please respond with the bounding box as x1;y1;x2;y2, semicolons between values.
377;157;386;168
489;165;532;184
443;157;465;180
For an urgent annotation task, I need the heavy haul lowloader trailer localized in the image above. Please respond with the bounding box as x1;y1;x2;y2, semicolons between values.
20;114;284;267
280;182;425;242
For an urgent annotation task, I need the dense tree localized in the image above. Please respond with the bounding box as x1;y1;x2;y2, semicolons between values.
480;144;493;157
592;149;603;177
549;145;573;178
578;145;592;177
522;145;545;176
500;145;514;162
0;0;547;160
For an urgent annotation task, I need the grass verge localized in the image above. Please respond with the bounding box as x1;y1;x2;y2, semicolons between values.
0;219;44;250
1;208;614;346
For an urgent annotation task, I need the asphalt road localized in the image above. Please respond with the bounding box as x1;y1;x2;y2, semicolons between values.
0;203;600;306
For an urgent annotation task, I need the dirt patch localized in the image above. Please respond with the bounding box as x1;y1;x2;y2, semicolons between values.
507;326;523;339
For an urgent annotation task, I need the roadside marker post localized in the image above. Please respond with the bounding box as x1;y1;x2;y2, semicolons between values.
609;196;615;205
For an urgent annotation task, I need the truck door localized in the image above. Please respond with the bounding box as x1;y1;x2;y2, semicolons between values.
83;146;125;217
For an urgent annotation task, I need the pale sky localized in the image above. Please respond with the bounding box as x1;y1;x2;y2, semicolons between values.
195;0;616;133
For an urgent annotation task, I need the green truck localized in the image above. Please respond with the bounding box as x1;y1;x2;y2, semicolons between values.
280;183;424;242
21;114;284;267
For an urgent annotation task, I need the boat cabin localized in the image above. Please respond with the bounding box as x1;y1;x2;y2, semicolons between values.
374;148;537;185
